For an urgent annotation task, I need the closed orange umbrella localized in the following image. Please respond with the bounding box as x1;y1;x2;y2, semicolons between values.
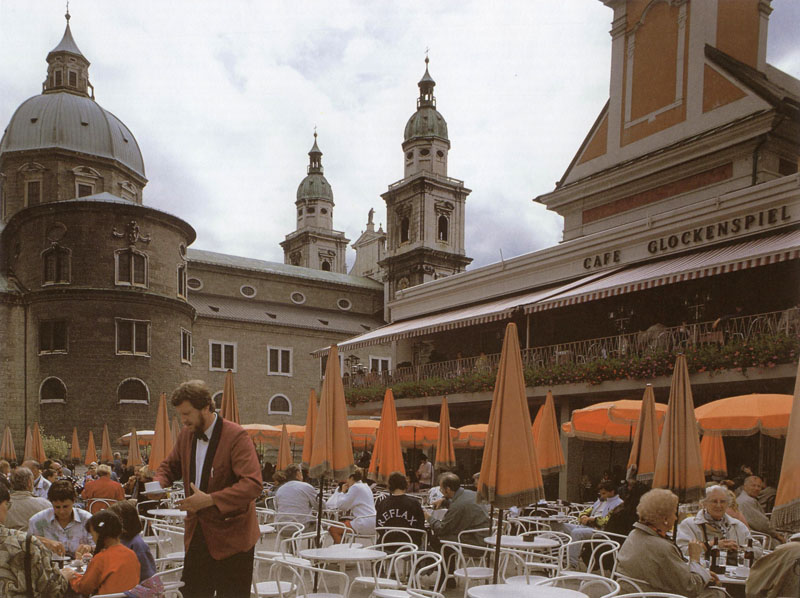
456;423;487;448
397;420;439;449
627;384;662;481
70;427;81;462
772;361;800;531
532;391;565;475
695;394;793;438
171;416;181;446
0;425;16;462
653;354;705;502
434;398;456;472
276;424;292;470
85;430;98;465
348;419;380;451
31;422;47;464
301;389;318;468
23;426;33;461
220;369;240;424
100;424;114;463
564;399;668;442
368;389;405;485
478;323;544;583
700;433;727;477
127;428;144;467
149;393;174;472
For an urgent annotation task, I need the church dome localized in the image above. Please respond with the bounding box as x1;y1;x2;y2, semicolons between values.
404;106;449;142
296;172;333;201
0;92;145;178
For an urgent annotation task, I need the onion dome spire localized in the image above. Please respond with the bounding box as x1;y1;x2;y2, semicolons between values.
308;130;323;174
417;56;436;108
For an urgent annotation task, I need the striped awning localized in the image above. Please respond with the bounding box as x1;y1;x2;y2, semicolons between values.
528;229;800;313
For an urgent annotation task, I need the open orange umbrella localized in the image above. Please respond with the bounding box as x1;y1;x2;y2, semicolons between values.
242;423;281;444
31;422;47;463
348;419;380;451
532;391;565;475
653;354;705;503
627;384;662;481
455;423;487;448
127;428;144;467
368;389;405;485
301;389;318;468
434;398;456;473
276;424;292;470
100;424;114;463
397;420;440;450
0;425;16;462
23;426;32;461
118;430;155;445
700;433;727;477
563;399;668;442
85;431;98;465
772;361;800;531
220;369;240;424
171;416;181;447
70;427;81;462
695;394;793;438
148;393;174;472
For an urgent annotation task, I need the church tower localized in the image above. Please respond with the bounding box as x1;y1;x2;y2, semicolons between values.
280;133;349;273
379;58;471;302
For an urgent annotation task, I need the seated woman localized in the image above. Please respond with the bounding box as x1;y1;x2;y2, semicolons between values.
617;488;724;598
61;510;140;596
677;485;762;559
108;500;156;582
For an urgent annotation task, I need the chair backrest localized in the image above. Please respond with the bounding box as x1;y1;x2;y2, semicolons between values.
537;572;621;598
566;538;620;576
613;571;649;593
87;498;117;514
408;551;445;592
457;526;491;544
749;531;771;551
407;588;446;598
615;593;688;598
376;526;427;548
270;521;305;551
269;556;351;597
152;523;185;557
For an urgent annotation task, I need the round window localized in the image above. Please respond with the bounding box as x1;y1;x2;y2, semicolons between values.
240;285;256;298
187;277;203;290
290;291;306;305
321;208;328;215
420;148;430;156
437;150;444;158
406;151;413;160
337;298;352;311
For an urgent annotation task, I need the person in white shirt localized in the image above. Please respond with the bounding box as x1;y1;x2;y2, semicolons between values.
327;468;376;543
22;460;51;499
417;455;433;489
274;464;317;526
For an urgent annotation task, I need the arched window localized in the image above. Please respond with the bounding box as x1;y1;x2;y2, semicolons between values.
42;244;71;285
400;217;410;243
268;394;292;415
115;248;148;287
117;378;149;404
321;261;331;272
40;377;67;403
438;215;449;242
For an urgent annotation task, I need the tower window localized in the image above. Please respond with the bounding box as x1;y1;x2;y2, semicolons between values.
321;261;331;271
320;208;328;215
77;183;94;197
42;244;71;285
116;318;150;356
298;209;303;216
118;378;149;404
437;150;444;158
187;277;203;290
39;320;68;353
26;181;42;206
55;70;62;86
307;207;316;214
115;248;148;287
406;151;413;160
438;215;449;242
177;264;188;299
68;71;77;87
400;217;410;243
420;148;430;156
290;292;306;305
181;328;192;364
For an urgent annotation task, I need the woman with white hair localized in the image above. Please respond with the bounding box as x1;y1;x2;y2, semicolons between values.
677;485;762;558
617;488;724;598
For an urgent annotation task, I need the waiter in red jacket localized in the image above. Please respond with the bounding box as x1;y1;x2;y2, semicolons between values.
151;380;262;597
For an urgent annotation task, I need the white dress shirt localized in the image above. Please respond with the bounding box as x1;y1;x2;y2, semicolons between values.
194;414;218;488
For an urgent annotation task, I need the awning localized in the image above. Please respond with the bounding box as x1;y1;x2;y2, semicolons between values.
528;229;800;313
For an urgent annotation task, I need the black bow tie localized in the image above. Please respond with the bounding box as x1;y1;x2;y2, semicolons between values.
195;432;209;442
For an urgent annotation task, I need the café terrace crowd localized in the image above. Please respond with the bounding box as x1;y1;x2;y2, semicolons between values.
1;325;800;598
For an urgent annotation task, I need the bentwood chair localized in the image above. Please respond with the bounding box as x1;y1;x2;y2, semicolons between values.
537;572;621;598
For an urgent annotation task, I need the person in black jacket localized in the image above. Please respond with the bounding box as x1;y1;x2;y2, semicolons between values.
375;472;426;547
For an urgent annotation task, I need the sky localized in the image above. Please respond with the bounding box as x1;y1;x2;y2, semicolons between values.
1;1;798;271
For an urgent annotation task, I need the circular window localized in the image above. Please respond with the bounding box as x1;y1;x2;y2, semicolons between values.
320;208;328;215
406;151;413;160
290;291;306;305
187;277;203;290
337;298;352;311
240;285;256;298
297;208;303;216
437;150;444;158
307;207;316;214
420;148;430;156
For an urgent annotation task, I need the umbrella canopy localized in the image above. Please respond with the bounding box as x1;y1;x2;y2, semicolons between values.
700;433;727;477
23;427;32;461
276;424;292;470
348;419;380;451
85;431;98;465
434;398;456;472
220;370;240;424
772;361;800;531
477;322;544;507
70;427;81;461
31;422;47;463
397;420;440;449
455;423;487;448
652;354;706;503
627;384;662;481
149;393;174;472
127;429;144;467
100;424;114;463
563;399;668;442
301;389;318;468
171;416;181;446
118;430;155;445
309;345;355;480
0;425;16;462
532;391;565;475
695;394;793;438
368;389;405;485
242;423;282;444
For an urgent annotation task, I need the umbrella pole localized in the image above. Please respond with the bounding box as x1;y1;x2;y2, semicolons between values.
492;508;504;584
314;476;324;592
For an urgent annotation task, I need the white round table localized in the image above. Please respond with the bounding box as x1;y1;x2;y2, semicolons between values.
300;545;386;563
147;508;188;519
717;566;748;586
483;535;559;549
468;584;586;598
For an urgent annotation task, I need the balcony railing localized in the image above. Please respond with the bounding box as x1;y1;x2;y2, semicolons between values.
343;308;800;402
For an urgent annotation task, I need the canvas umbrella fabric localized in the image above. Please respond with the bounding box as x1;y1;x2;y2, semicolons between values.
348;419;380;451
118;430;155;445
242;423;282;444
397;420;440;449
532;391;565;475
127;428;144;467
0;425;16;462
627;384;662;481
148;393;174;472
99;424;114;463
23;427;32;461
171;416;181;447
434;397;456;473
477;323;544;583
220;369;240;424
276;424;292;470
700;433;727;477
85;431;98;465
652;354;705;503
563;399;668;442
695;393;793;438
455;423;487;448
368;389;405;485
70;427;81;462
301;389;318;468
772;360;800;531
31;422;47;463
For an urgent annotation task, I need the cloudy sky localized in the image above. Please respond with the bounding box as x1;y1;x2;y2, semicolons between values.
1;1;798;270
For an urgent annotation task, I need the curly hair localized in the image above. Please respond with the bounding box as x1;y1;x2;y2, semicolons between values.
636;488;678;525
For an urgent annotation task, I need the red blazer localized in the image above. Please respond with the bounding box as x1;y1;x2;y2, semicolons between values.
155;417;262;559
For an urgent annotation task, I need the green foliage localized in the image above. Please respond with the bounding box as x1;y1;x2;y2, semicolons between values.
41;433;70;461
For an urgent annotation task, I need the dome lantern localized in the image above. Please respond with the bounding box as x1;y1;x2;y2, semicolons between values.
43;11;93;98
417;56;436;109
